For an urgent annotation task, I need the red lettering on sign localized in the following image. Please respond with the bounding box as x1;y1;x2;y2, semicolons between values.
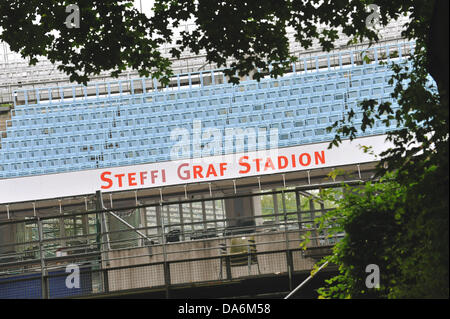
315;151;325;165
140;171;147;185
264;158;275;171
193;165;203;179
253;158;262;172
278;156;288;169
150;170;158;183
299;153;311;166
206;164;217;177
220;163;227;176
239;156;250;174
100;171;113;189
128;173;137;186
114;174;125;187
178;163;190;180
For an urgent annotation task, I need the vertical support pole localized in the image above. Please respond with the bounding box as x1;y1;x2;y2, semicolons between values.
160;201;170;299
95;191;108;292
287;249;294;291
95;192;102;252
225;251;232;280
179;202;185;242
273;192;280;227
219;243;225;280
295;190;302;231
212;199;218;231
134;191;138;206
309;197;318;246
201;199;207;231
103;268;109;293
247;243;251;276
282;189;293;290
37;217;48;299
59;200;66;249
319;200;325;245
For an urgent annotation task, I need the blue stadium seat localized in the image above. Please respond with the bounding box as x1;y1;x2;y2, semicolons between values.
0;42;422;179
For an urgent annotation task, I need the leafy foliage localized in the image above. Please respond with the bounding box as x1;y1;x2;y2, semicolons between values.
313;0;448;299
0;0;438;85
316;40;448;297
315;163;448;298
0;0;447;298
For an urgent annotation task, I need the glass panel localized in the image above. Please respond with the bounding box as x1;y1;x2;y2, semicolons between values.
107;208;141;249
181;203;192;237
145;206;158;237
260;194;276;224
192;202;203;231
204;200;216;230
214;199;226;230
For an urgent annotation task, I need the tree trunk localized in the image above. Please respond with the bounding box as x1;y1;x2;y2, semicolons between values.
427;0;449;107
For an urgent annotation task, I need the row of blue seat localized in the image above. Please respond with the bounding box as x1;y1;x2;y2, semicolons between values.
11;82;391;122
0;125;396;177
2;104;397;149
1;50;410;178
14;61;398;112
13;68;395;118
0;114;399;167
5;89;394;140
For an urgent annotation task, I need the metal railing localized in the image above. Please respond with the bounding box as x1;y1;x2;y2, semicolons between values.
0;204;341;298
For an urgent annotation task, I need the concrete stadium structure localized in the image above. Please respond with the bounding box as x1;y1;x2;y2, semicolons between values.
0;17;419;298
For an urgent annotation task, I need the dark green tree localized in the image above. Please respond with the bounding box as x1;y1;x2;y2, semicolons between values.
0;0;448;298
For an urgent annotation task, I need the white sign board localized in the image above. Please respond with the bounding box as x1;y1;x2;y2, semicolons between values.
0;135;390;204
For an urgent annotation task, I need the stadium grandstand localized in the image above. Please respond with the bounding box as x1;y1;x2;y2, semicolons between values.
0;13;423;299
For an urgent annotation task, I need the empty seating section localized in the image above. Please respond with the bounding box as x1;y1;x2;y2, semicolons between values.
0;42;419;179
